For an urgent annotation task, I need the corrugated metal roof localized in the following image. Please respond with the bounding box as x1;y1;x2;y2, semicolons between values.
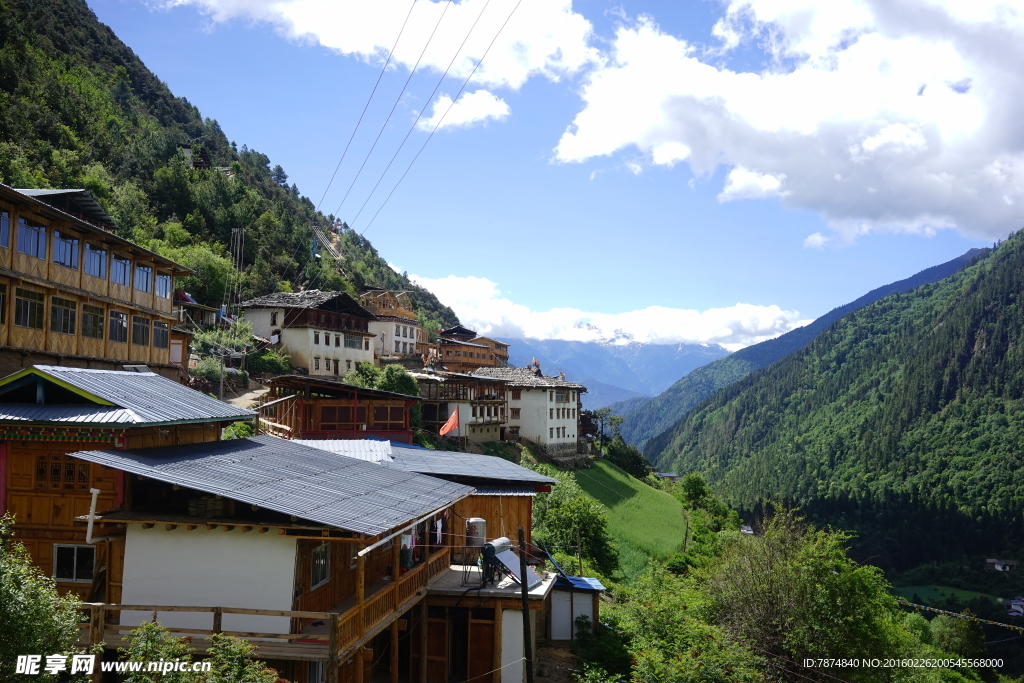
554;575;606;592
0;404;136;423
294;439;393;463
66;435;473;536
472;486;537;497
27;366;254;424
293;440;555;484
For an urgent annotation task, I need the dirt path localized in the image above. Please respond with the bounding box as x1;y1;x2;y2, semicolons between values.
535;645;581;682
225;383;269;410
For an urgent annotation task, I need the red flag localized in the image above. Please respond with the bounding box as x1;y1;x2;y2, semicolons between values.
440;407;459;436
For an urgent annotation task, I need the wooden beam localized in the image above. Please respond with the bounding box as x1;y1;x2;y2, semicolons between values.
389;620;399;683
419;601;427;683
164;524;177;531
212;607;223;634
328;613;340;683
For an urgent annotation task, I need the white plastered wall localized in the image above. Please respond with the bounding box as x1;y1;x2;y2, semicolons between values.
120;525;297;634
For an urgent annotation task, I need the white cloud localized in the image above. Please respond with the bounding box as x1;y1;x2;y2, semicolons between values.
803;232;828;248
166;0;599;90
411;273;809;351
417;89;510;130
718;166;787;201
555;1;1024;240
651;141;691;167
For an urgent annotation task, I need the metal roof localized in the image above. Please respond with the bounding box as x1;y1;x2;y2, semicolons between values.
239;290;375;319
292;439;556;484
554;576;606;592
294;439;393;463
0;404;136;424
67;435;473;536
17;188;116;227
0;366;253;425
267;375;421;402
472;486;538;497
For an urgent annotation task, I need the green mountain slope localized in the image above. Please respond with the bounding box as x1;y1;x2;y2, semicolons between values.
655;235;1024;569
624;248;985;453
0;0;457;325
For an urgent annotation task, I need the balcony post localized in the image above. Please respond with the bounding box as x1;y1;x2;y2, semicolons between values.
327;613;339;683
419;601;428;683
356;552;365;633
389;620;399;683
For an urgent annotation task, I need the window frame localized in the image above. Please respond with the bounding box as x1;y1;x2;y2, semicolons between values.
0;283;6;325
344;334;361;349
311;543;330;589
134;264;153;293
14;288;44;329
82;304;104;339
132;316;150;346
53;544;95;583
155;273;172;299
111;255;132;286
153;321;169;349
84;243;107;279
108;310;128;343
52;231;80;269
0;210;8;248
16;218;47;259
50;297;77;335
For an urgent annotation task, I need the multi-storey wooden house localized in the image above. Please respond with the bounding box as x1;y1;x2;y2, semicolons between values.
240;291;376;377
408;370;509;442
0;364;254;600
436;326;505;374
0;185;188;380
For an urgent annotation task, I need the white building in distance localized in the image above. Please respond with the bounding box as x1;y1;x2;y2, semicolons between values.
239;290;375;377
473;365;586;459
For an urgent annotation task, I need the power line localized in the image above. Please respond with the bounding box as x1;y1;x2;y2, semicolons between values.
314;0;418;213
347;0;494;227
332;0;455;219
359;0;524;236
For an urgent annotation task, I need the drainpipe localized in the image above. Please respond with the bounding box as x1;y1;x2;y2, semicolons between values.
86;488;102;543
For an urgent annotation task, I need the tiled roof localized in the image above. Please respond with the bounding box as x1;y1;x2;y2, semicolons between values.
0;366;253;425
472;367;587;391
239;290;375;318
67;435;473;535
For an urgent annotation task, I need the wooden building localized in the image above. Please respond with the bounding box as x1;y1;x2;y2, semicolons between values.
0;185;189;380
0;365;254;600
470;337;510;366
358;289;428;359
408;370;508;443
258;375;419;443
240;290;376;377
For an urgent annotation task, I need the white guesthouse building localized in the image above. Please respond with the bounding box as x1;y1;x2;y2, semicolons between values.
239;290;375;378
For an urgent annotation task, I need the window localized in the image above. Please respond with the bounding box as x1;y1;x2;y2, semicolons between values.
333;359;339;375
309;662;326;683
364;338;369;351
52;231;79;269
155;274;172;299
50;297;76;335
549;408;554;419
0;284;5;324
35;453;91;491
334;334;340;347
84;243;106;278
549;428;554;438
270;311;278;325
109;310;128;343
17;218;46;259
1;210;9;248
549;391;553;402
510;408;520;420
82;305;103;339
472;406;478;418
54;544;95;583
111;256;131;286
511;389;521;400
344;335;361;349
402;326;408;338
394;340;401;352
402;342;408;353
311;543;330;589
395;324;401;336
314;332;320;345
14;289;44;329
314;357;320;371
346;359;352;370
153;321;169;349
134;265;152;292
132;317;150;346
555;390;567;403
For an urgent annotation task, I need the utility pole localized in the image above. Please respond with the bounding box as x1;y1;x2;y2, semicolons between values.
517;527;535;683
576;527;583;575
218;351;226;401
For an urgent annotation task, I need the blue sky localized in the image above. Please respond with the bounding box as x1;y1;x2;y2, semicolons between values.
88;0;1015;348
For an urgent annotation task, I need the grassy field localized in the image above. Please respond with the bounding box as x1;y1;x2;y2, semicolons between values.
894;585;1001;605
571;460;688;560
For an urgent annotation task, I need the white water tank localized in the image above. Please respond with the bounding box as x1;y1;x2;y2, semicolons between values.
466;518;487;548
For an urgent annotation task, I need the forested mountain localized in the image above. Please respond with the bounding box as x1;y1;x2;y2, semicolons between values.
504;337;729;408
621;248;985;451
653;235;1024;569
0;0;458;326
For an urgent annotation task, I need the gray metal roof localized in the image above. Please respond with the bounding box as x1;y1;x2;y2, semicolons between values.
17;188;115;227
472;486;538;496
292;439;556;485
67;435;473;536
3;366;254;425
0;404;136;424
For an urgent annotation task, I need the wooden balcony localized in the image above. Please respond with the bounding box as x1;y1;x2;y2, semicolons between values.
76;548;451;679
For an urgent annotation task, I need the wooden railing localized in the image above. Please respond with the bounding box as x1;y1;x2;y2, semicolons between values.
74;547;452;683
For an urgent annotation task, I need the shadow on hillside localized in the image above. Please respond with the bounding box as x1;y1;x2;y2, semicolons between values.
573;462;640;508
